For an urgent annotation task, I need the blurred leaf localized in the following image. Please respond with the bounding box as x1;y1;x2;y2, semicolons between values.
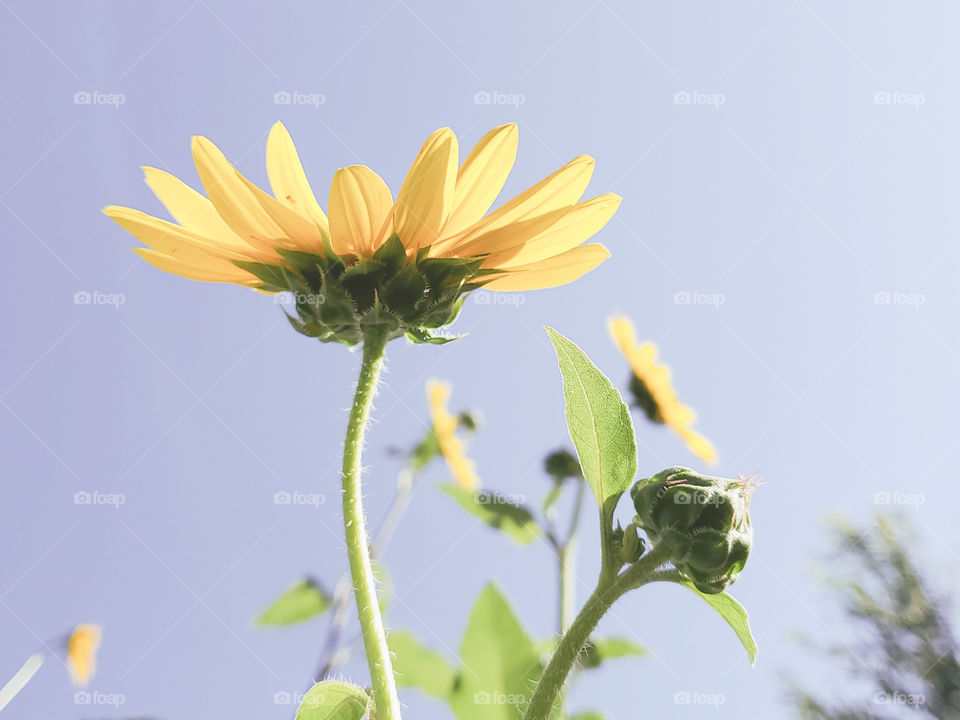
670;579;757;665
295;681;368;720
569;713;604;720
545;328;636;525
255;579;330;626
450;584;542;720
389;630;454;698
583;638;650;668
410;429;442;471
440;485;539;545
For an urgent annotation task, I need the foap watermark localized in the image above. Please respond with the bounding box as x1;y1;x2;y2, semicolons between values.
673;691;726;707
475;490;525;506
274;291;326;308
473;90;526;108
74;290;125;308
473;691;528;708
873;491;925;507
874;90;925;108
873;290;925;309
674;90;726;108
673;490;724;507
73;90;126;108
874;691;925;707
273;490;326;509
273;90;326;109
473;290;525;308
674;290;725;309
274;690;311;706
74;691;126;707
74;490;126;509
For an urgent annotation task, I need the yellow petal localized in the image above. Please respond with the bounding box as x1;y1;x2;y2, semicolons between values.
234;173;327;255
680;429;717;464
393;128;458;252
442;123;518;236
66;624;101;688
482;243;609;291
329;165;394;257
191;136;285;246
426;380;479;491
484;194;621;268
133;248;255;283
441;155;595;255
104;206;255;265
266;122;330;233
142;167;245;248
449;206;571;261
608;316;638;359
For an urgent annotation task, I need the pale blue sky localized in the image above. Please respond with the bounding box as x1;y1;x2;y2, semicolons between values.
3;1;960;718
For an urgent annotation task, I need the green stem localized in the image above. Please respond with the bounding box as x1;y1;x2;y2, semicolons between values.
523;543;674;720
558;479;585;634
558;542;576;635
339;326;401;720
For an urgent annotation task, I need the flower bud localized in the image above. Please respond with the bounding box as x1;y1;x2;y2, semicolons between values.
544;449;583;481
630;467;753;594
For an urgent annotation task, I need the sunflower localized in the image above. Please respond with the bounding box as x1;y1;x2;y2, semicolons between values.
426;380;479;491
105;123;619;345
66;624;101;688
608;316;716;464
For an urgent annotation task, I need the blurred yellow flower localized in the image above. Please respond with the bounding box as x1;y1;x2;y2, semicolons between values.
66;624;101;688
105;123;618;292
608;316;716;464
426;380;479;491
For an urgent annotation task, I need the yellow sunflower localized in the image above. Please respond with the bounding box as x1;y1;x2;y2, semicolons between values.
66;624;101;688
105;123;619;345
426;380;479;491
608;316;716;464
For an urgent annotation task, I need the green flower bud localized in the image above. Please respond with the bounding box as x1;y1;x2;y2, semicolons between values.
456;411;481;432
544;449;583;481
630;467;754;594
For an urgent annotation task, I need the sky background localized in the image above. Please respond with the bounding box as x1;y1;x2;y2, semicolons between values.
2;1;960;718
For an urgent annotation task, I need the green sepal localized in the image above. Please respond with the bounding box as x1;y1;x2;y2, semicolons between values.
233;260;289;292
372;233;407;273
406;328;462;345
382;266;427;316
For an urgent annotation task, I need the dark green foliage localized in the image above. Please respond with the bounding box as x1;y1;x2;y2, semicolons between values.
789;515;960;720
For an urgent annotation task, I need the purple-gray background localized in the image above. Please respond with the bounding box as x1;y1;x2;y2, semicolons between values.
3;1;960;718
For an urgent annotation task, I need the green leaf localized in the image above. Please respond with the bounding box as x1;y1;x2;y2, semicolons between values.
545;328;637;523
450;584;542;720
440;484;540;545
410;428;442;471
670;578;757;665
570;713;604;720
295;681;369;720
388;630;454;698
255;578;330;626
583;636;648;666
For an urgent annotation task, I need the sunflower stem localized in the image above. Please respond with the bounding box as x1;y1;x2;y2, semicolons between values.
523;543;674;720
339;325;402;720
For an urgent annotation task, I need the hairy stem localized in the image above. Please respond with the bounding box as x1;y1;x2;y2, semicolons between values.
524;543;674;720
316;467;416;680
339;326;401;720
